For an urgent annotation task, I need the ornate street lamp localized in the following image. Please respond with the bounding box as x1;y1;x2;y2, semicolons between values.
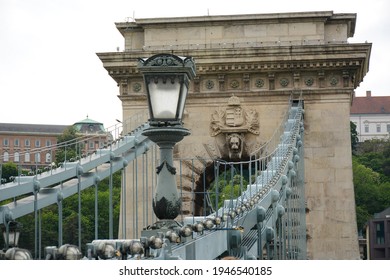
1;220;32;260
1;220;22;249
138;53;196;220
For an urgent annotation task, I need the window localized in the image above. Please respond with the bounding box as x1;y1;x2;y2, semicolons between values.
14;152;20;162
387;124;390;132
364;123;369;133
89;141;94;149
35;153;41;163
377;124;381;133
46;140;51;147
25;139;30;147
3;139;9;146
25;152;30;162
35;140;41;148
3;152;9;162
14;139;19;147
375;221;385;244
45;153;51;163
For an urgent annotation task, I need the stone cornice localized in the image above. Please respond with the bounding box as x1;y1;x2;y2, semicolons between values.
98;43;371;90
116;11;356;36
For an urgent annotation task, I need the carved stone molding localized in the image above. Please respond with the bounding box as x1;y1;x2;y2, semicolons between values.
120;79;128;95
205;79;215;90
193;76;200;93
293;72;300;88
342;71;350;87
268;73;275;90
218;74;225;91
243;73;250;91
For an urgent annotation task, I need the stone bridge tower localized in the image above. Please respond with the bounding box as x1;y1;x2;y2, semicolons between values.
97;11;371;259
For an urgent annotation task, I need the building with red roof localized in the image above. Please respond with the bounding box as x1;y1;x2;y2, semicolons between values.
350;91;390;142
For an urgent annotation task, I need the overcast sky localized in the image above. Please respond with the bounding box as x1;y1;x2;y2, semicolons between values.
0;0;389;128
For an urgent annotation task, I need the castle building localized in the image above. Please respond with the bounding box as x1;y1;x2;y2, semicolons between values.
0;123;68;171
0;118;109;173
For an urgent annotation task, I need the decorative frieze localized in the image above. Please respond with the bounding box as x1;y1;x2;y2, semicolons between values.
118;68;353;97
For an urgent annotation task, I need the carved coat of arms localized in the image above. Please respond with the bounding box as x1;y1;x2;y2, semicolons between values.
209;95;260;160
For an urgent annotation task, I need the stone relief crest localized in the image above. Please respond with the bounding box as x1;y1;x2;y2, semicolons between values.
209;95;260;160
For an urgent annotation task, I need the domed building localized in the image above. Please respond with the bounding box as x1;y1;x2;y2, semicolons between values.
72;116;112;154
73;117;105;134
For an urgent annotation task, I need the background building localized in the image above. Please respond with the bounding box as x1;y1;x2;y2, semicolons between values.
0;123;68;171
72;117;111;155
365;207;390;259
350;91;390;142
0;118;110;173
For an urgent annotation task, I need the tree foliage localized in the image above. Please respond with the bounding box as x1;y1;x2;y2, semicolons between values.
353;138;390;232
1;162;18;183
350;121;359;154
209;173;248;209
8;126;122;258
17;172;121;258
55;126;81;164
355;139;390;181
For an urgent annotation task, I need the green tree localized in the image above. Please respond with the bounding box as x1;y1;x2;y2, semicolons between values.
353;158;380;212
355;139;390;181
353;156;390;231
350;121;359;154
1;162;18;183
55;126;81;164
209;173;248;209
16;171;122;258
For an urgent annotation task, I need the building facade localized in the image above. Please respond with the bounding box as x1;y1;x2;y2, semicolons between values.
0;118;110;175
365;207;390;259
98;11;371;259
350;91;390;142
0;123;68;172
73;117;111;153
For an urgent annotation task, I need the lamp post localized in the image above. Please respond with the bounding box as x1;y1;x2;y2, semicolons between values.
1;220;22;249
138;53;196;220
1;220;32;260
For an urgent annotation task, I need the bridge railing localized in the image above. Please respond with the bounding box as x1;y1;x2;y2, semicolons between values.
0;111;150;214
0;97;305;260
128;96;305;260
